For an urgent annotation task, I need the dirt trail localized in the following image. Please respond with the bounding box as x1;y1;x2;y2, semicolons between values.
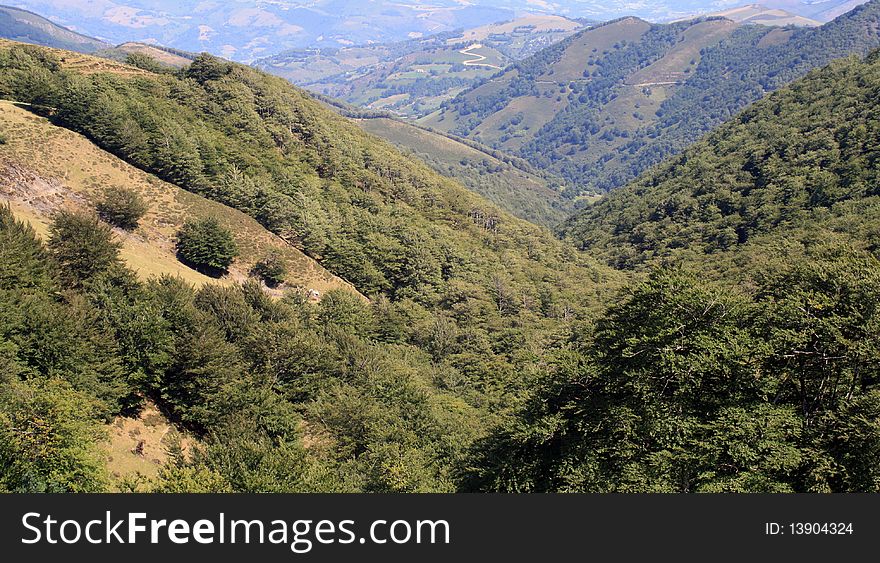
459;44;502;70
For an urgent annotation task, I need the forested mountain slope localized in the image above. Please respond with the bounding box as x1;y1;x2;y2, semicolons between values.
462;51;880;493
560;51;880;271
426;1;880;196
0;100;349;293
356;117;571;226
0;40;624;493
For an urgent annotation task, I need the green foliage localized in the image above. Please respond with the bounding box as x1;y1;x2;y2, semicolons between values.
0;376;108;492
123;52;166;73
465;258;880;492
0;203;53;290
48;209;122;287
96;186;148;230
0;207;127;491
358;118;569;227
251;251;287;287
175;217;239;276
562;53;880;270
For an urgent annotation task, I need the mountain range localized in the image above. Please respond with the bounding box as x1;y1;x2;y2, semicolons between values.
2;1;870;62
255;15;586;118
2;0;880;494
422;1;880;196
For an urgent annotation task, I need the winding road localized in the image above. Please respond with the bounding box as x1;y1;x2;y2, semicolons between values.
459;44;502;70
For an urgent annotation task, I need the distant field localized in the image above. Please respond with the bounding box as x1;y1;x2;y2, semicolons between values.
256;15;584;118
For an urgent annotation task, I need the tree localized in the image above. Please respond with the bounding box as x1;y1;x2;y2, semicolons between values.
0;375;108;492
251;251;287;287
96;186;148;231
0;204;54;291
175;217;238;276
124;53;166;74
48;210;122;287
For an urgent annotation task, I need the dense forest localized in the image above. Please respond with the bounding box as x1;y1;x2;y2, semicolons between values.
0;42;622;492
471;51;880;492
560;52;880;271
2;26;880;493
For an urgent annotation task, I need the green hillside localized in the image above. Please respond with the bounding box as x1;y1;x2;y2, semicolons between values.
5;17;880;495
560;52;880;271
427;1;880;196
0;5;108;53
356;117;571;226
0;40;624;493
465;51;880;492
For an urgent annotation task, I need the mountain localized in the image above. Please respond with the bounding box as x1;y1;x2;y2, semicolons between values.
465;47;880;493
560;49;880;271
0;38;625;492
765;0;872;20
424;1;880;196
0;5;196;69
9;0;523;62
8;1;872;63
0;4;109;52
256;15;585;118
0;92;351;294
4;29;880;493
674;4;822;26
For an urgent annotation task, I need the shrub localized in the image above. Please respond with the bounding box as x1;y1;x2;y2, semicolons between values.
48;210;122;287
252;251;287;287
96;186;148;230
124;53;166;74
176;217;238;276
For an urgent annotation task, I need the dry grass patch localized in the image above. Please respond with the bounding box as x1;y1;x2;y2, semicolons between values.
0;101;359;296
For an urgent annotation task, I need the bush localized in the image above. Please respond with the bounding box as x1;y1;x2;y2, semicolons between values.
176;217;238;276
96;186;148;230
124;53;166;74
48;210;122;287
252;251;287;287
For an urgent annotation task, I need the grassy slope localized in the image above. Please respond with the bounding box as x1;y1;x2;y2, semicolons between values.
97;42;194;68
0;5;109;53
356;117;570;226
0;101;355;294
424;17;732;152
104;401;193;490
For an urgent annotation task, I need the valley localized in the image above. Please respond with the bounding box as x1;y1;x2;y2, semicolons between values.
426;2;880;195
1;1;880;496
256;15;584;118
